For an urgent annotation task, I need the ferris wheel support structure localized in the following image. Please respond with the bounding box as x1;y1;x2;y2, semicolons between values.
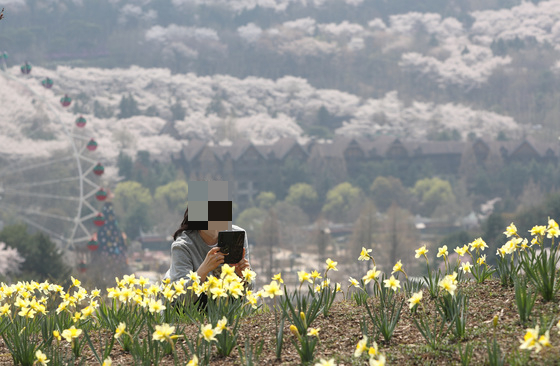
0;62;103;251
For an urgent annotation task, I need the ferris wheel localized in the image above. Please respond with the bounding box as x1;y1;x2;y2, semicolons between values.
0;57;107;254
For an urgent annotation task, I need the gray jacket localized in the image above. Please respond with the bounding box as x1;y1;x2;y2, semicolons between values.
164;225;250;283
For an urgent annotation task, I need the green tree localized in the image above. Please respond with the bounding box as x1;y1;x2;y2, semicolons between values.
379;204;418;274
117;93;141;119
256;191;276;210
277;157;309;199
170;100;186;121
350;199;378;270
259;209;280;279
117;151;134;180
236;207;267;243
411;177;456;217
0;224;71;282
322;182;362;223
113;181;153;239
285;183;319;219
154;180;189;214
370;176;408;212
482;213;507;266
513;193;560;240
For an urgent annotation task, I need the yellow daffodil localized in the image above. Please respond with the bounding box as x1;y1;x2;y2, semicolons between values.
61;326;82;342
310;270;322;280
114;322;126;339
348;277;360;288
437;245;448;258
173;283;186;296
49;284;63;293
408;291;422;309
368;342;378;356
89;288;101;299
370;354;386;366
138;276;149;287
246;293;258;309
520;325;540;352
547;227;560;239
272;273;283;284
161;287;175;301
102;357;112;366
72;311;82;323
548;218;559;230
215;317;228;334
438;273;457;297
354;335;368;358
35;350;49;366
504;223;518;238
363;267;381;285
325;258;338;271
307;327;320;337
289;324;299;337
123;274;138;286
147;285;159;296
186;355;198;366
210;287;227;300
477;255;486;265
358;247;372;261
70;276;81;288
118;288;134;303
469;238;488;251
391;260;403;274
263;281;283;298
14;297;29;309
298;271;312;284
53;330;61;342
496;247;506;257
503;237;522;254
383;275;400;291
415;245;428;259
460;261;473;273
148;299;166;314
221;264;236;279
187;270;201;284
200;324;216;342
153;323;177;342
454;245;469;257
0;303;11;316
538;330;551;349
18;307;36;319
314;358;336;366
530;225;547;236
242;268;257;283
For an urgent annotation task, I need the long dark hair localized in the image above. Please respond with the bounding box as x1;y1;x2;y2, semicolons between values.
173;206;191;240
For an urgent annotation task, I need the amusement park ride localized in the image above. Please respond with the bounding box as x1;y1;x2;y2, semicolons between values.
0;55;112;272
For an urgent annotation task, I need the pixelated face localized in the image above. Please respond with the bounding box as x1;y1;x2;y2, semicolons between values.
187;181;232;231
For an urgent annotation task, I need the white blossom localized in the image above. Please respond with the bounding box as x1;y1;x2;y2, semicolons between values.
238;23;263;43
0;242;24;276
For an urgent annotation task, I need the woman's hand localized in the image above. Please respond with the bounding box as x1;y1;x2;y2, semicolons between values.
198;247;224;282
233;248;250;278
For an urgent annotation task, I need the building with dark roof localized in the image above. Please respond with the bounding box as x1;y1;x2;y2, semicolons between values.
171;136;560;207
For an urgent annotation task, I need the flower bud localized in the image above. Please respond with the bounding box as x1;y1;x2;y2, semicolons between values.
493;315;499;329
289;324;299;337
300;311;306;323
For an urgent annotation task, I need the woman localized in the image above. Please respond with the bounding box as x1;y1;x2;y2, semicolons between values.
164;206;251;307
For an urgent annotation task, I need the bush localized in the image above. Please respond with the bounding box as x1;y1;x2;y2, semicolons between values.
0;224;71;282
